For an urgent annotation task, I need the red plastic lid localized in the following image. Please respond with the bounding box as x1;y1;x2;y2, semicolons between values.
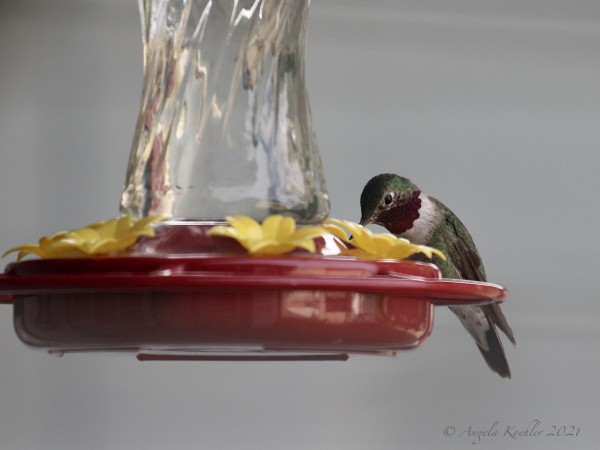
0;255;505;304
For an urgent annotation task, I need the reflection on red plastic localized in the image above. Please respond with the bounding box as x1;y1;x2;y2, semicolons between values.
1;255;506;358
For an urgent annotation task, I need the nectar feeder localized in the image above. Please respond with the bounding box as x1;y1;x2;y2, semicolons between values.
0;0;506;361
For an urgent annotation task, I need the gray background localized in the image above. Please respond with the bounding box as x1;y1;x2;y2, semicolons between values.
1;1;599;449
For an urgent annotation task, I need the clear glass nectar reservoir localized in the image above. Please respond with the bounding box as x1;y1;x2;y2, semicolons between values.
120;0;329;223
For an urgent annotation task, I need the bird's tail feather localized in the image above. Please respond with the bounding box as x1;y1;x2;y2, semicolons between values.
476;322;511;379
485;303;516;347
450;305;512;379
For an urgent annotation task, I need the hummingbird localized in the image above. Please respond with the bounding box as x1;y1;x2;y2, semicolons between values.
359;173;515;378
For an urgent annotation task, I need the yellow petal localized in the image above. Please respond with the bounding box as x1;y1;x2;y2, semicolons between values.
2;245;47;260
17;250;34;261
262;215;286;240
128;215;163;235
225;216;263;240
67;228;100;244
42;240;81;258
277;216;297;240
346;225;372;249
287;239;316;254
432;248;446;260
246;241;294;255
111;216;134;238
352;233;375;254
85;237;111;253
85;219;109;230
324;218;346;228
387;247;415;260
207;225;242;240
41;231;69;245
416;244;446;260
291;226;325;242
324;219;374;245
322;223;350;242
96;218;120;239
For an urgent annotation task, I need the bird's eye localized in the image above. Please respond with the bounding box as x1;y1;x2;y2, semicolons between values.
383;193;393;206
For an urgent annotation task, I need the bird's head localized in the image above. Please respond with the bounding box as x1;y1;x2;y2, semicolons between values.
359;173;422;235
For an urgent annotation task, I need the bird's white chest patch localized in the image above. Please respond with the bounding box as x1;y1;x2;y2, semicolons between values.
399;195;437;244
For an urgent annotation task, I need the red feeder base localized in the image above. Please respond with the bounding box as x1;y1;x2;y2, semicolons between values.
0;255;506;360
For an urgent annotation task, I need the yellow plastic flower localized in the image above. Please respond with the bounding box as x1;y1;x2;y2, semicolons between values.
2;216;164;261
323;218;446;261
208;215;326;256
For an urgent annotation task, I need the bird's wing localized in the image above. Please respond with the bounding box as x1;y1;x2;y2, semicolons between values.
436;199;516;346
433;199;486;281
